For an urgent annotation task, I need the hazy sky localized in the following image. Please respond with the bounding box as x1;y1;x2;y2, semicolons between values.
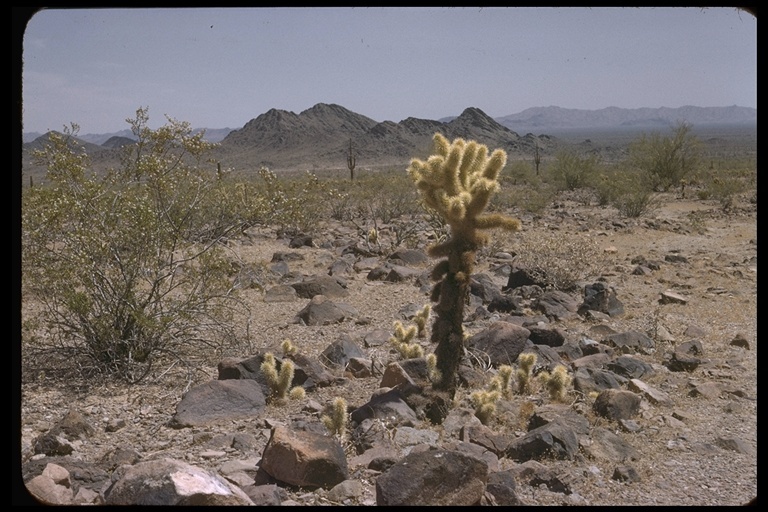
21;7;756;135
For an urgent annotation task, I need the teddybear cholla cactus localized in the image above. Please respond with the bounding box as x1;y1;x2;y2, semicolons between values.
539;364;572;402
260;352;304;402
390;320;424;359
516;353;537;395
408;133;521;392
322;397;348;437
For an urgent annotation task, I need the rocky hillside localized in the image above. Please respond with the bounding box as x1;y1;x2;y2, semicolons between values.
22;103;756;179
212;104;556;172
21;104;558;179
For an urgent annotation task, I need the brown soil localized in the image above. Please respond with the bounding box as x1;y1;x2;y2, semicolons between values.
19;191;757;506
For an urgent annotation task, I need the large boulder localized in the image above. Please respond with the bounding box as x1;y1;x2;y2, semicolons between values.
375;449;489;506
104;458;253;505
259;426;349;490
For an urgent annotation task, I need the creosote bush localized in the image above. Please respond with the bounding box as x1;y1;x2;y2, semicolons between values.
21;109;245;383
629;122;700;192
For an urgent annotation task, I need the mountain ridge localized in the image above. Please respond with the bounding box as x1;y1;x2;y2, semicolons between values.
23;104;755;145
22;104;755;177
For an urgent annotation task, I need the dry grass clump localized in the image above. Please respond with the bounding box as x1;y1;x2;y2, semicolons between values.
500;229;606;291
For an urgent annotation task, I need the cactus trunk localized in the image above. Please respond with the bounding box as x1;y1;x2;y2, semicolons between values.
431;262;469;392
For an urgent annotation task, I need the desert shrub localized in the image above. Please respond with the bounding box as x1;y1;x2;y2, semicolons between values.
550;149;600;191
628;122;701;192
503;229;605;291
251;168;335;236
491;180;556;215
698;167;749;212
504;159;536;185
608;170;662;218
21;109;246;383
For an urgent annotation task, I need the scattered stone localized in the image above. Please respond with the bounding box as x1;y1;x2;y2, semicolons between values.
327;479;365;504
363;328;391;347
585;427;640;463
169;379;266;428
466;321;530;367
528;325;566;347
292;275;349;299
533;290;580;321
460;423;513;457
628;378;673;406
505;418;581;461
714;436;754;455
606;355;655;379
604;330;655;355
105;458;253;505
573;367;624;394
578;282;625;317
592;389;642;421
729;333;751;349
264;284;298;302
260;426;348;490
485;469;523;505
612;465;641;483
503;265;544;291
375;449;489;506
350;385;419;426
293;295;347;326
659;290;688;305
320;334;366;369
688;381;722;399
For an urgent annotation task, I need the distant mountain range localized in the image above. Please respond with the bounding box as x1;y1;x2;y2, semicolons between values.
22;104;756;178
493;105;756;132
23;105;755;145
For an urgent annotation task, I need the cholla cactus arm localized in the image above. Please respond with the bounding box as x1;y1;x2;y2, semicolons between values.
408;133;521;393
544;365;572;402
277;360;295;399
414;304;431;338
261;353;279;390
322;397;348;437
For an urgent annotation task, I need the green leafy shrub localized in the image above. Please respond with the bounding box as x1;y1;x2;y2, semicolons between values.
609;170;661;218
550;149;600;191
700;170;748;211
21;109;245;383
628;122;700;192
